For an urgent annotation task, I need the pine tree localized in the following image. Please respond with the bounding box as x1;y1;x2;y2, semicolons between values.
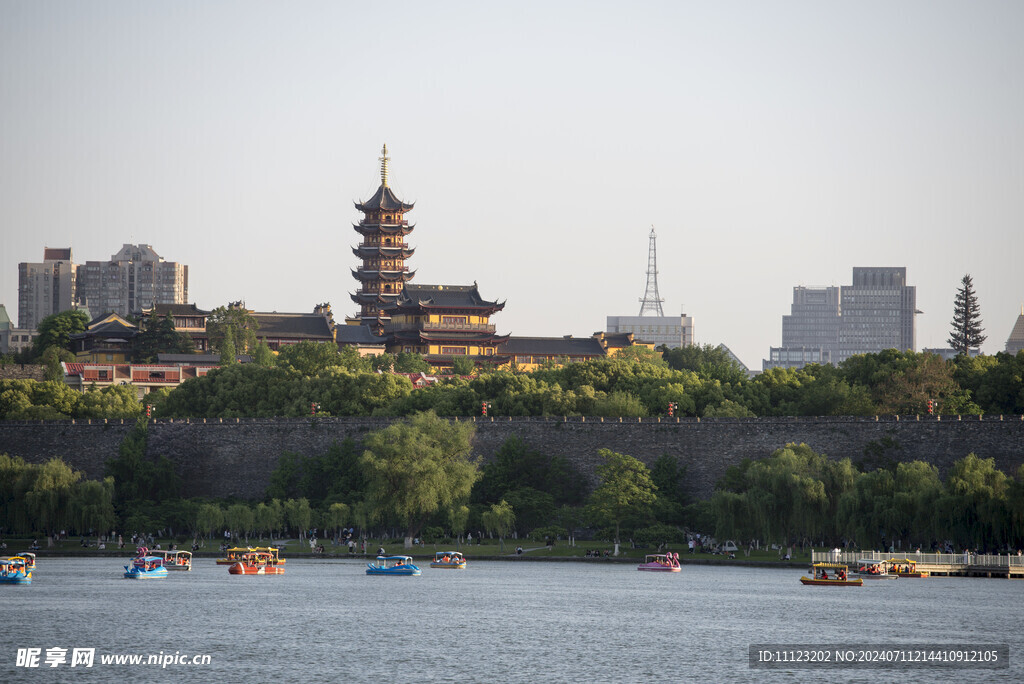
947;274;986;354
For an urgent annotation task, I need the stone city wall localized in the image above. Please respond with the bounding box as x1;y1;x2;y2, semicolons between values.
1;415;1022;500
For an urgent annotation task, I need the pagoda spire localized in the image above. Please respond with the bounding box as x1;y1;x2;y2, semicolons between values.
380;144;390;187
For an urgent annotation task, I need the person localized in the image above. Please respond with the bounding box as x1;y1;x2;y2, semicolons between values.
377;546;385;556
821;570;828;580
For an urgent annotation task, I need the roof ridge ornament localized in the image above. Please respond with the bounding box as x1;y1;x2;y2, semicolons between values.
380;144;390;187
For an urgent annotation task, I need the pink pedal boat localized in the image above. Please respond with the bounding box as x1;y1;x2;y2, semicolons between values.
637;552;681;572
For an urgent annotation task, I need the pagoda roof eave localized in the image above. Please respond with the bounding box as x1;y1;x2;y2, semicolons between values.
354;185;415;212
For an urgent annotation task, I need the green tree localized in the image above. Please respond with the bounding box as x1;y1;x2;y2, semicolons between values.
450;356;476;376
360;411;479;547
948;274;986;355
32;309;90;359
133;314;194;363
324;502;350;539
481;500;516;550
586;449;657;552
207;304;259;354
225;503;255;542
195;503;224;540
277;340;344;375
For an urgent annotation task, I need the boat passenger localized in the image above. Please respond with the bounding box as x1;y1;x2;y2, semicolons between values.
821;570;828;580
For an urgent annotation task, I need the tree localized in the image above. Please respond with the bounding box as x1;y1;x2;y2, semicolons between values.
586;449;657;553
481;500;516;550
450;356;476;376
360;411;479;547
207;304;259;354
948;274;986;354
32;309;90;359
133;314;194;363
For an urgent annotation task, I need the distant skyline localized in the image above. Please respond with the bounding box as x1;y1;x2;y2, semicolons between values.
2;1;1022;368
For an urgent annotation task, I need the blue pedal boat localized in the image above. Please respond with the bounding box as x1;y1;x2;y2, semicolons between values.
0;557;32;585
124;555;169;579
366;555;421;576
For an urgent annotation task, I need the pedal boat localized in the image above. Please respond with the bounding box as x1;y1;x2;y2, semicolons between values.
228;550;285;575
17;552;36;571
800;562;862;586
637;553;681;572
0;557;32;585
124;555;168;579
150;549;192;571
854;559;898;579
430;551;467;569
366;555;421;576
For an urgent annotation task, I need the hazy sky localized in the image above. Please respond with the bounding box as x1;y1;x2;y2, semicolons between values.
2;1;1022;368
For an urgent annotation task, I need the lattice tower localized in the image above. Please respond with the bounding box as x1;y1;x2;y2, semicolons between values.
638;226;665;316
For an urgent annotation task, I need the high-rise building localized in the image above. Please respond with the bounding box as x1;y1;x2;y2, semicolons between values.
838;267;918;362
349;145;416;330
764;267;919;370
17;247;78;330
76;244;188;318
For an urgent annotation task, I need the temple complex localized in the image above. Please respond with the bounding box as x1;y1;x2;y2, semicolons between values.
349;145;416;330
386;283;508;369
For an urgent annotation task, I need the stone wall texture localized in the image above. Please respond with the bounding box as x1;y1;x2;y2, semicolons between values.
2;415;1022;500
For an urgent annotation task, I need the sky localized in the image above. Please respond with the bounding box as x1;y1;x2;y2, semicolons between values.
2;1;1022;369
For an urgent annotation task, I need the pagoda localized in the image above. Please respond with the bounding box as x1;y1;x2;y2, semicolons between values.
350;145;416;329
385;283;509;369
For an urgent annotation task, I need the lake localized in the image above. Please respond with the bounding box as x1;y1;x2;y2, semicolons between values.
1;557;1021;682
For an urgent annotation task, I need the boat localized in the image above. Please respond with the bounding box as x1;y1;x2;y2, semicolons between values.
637;553;681;572
800;562;862;586
150;549;192;571
17;552;36;570
123;555;168;579
366;555;421;576
430;551;467;569
886;558;929;578
0;557;32;585
228;550;285;575
854;559;898;579
216;547;253;565
252;546;286;564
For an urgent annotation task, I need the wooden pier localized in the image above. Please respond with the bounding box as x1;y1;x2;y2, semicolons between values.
811;550;1024;579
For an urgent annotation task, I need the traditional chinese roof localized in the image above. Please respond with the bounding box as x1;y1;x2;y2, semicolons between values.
499;336;606;358
141;303;211;316
336;324;387;347
388;284;505;314
351;268;415;283
352;245;415;259
251;312;333;340
354;184;415;213
393;330;510;345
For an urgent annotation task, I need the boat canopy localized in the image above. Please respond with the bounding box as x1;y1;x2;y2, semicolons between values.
811;562;849;569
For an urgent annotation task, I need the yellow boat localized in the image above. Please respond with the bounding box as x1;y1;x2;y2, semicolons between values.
886;558;928;578
215;547;253;565
800;562;863;586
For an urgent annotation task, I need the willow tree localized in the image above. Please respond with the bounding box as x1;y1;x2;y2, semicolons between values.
586;449;657;555
360;411;479;548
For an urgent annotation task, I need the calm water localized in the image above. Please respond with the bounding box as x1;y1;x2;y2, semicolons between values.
1;557;1021;682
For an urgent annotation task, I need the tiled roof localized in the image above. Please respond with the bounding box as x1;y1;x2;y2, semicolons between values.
393;283;503;310
499;336;606;357
355;184;414;212
144;303;210;316
252;313;333;338
336;325;386;346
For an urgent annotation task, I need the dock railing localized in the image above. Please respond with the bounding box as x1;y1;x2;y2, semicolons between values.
812;550;1024;568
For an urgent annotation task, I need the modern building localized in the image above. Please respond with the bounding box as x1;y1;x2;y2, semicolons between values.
18;247;79;330
838;267;918;363
349;145;416;330
385;283;508;370
0;304;36;355
764;267;919;370
1006;306;1024;355
76;244;188;318
606;314;694;349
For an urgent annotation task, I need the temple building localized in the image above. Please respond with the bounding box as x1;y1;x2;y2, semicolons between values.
349;145;416;330
386;283;508;369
